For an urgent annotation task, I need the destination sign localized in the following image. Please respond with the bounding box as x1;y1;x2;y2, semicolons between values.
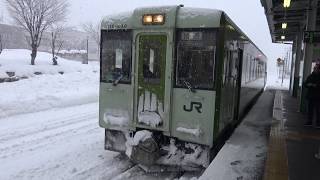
105;24;128;29
304;31;320;43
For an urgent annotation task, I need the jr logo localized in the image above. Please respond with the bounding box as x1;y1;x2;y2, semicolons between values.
183;102;202;113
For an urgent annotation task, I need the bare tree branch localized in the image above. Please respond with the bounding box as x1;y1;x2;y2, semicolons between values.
6;0;69;65
81;22;101;60
81;22;100;46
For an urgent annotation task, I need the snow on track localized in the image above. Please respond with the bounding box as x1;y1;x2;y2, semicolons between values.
0;103;136;180
0;103;199;180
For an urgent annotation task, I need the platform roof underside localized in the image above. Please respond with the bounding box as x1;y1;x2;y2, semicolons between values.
261;0;320;43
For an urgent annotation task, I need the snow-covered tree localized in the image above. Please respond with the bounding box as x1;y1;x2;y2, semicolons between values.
6;0;69;65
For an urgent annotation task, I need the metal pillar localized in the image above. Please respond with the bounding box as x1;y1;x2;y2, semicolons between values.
292;33;303;97
300;0;318;112
289;39;297;94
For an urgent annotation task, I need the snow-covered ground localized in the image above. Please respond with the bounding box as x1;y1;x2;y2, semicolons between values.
267;74;290;90
0;49;99;118
0;103;138;180
0;49;192;180
0;49;98;78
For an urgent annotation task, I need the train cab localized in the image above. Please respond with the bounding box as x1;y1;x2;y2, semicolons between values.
99;5;267;169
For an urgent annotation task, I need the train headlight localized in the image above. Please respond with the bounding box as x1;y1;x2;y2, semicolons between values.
142;14;165;25
153;15;164;23
143;15;153;24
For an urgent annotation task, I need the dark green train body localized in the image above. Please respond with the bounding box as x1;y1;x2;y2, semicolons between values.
99;6;267;169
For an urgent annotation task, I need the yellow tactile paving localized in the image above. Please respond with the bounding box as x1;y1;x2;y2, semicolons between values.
286;130;320;141
263;117;289;180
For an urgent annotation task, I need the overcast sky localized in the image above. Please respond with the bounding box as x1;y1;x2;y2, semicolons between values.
0;0;291;76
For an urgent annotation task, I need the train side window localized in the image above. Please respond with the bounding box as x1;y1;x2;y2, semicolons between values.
100;30;132;84
175;30;216;90
245;54;249;83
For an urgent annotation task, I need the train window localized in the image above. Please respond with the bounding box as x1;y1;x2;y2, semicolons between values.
115;49;123;68
140;36;165;84
175;30;215;90
100;30;132;84
223;49;231;87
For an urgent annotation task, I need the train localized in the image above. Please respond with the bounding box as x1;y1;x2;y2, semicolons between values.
99;5;267;170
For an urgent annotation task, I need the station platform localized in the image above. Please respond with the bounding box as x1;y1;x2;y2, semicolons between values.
200;90;274;180
264;91;320;180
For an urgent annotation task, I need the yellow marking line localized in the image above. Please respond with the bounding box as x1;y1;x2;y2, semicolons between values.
286;130;320;141
263;118;289;180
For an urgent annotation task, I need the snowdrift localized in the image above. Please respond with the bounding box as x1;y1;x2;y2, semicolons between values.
0;49;98;77
0;49;99;118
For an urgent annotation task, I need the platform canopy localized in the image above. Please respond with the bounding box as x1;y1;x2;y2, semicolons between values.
261;0;319;43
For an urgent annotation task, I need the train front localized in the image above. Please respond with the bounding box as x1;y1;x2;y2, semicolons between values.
99;6;220;170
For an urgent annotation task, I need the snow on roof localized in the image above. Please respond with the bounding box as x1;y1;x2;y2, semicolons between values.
101;11;133;24
178;7;222;19
134;5;175;13
101;6;223;29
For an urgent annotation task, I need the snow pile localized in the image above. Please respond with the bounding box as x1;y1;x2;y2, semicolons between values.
0;49;99;118
103;109;129;127
137;91;164;127
0;69;9;78
157;139;209;168
0;71;99;118
58;49;87;54
200;91;273;180
0;49;97;78
176;127;201;137
138;111;162;127
125;130;152;157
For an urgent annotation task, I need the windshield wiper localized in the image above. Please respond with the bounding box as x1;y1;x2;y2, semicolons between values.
182;79;196;93
112;74;123;86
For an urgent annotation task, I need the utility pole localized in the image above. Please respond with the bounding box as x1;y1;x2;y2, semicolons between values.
82;36;89;64
282;58;285;85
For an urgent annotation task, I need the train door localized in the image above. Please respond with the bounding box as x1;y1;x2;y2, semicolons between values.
220;47;238;130
233;48;243;121
222;50;233;126
135;34;168;130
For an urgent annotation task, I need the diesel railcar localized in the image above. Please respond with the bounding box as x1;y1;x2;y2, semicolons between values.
99;5;267;169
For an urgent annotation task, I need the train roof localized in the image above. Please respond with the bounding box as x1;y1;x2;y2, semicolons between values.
101;6;223;29
101;6;267;59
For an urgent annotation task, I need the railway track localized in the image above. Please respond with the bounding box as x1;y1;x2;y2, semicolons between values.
0;103;203;180
110;164;190;180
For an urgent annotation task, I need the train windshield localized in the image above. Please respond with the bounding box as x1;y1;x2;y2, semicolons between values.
176;30;216;90
100;30;132;84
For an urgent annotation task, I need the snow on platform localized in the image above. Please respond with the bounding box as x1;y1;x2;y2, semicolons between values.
199;90;274;180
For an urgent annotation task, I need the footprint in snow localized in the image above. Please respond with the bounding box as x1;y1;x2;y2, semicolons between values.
71;168;77;174
230;160;242;166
